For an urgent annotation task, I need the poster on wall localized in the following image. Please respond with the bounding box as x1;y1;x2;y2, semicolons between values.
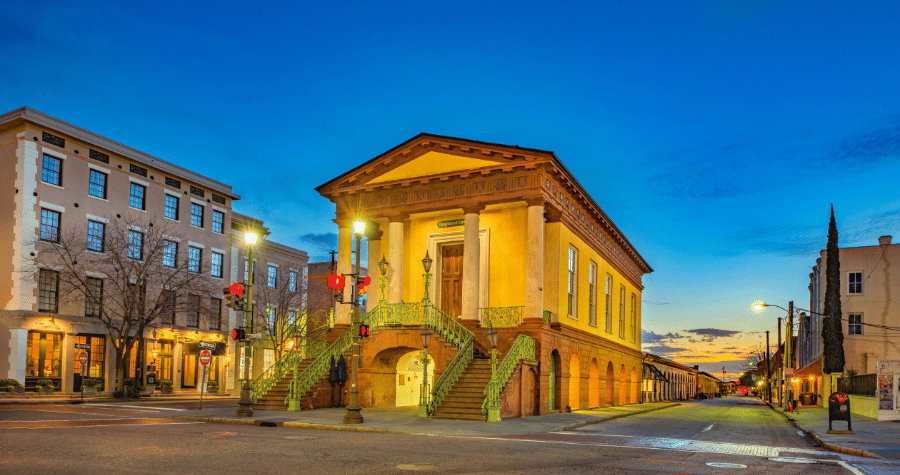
877;360;900;421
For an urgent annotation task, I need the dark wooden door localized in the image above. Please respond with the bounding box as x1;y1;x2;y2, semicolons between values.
440;244;464;318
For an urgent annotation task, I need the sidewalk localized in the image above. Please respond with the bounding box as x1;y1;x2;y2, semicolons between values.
174;402;680;437
769;402;900;460
0;392;237;404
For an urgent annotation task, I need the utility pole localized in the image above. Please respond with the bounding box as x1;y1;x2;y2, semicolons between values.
782;301;793;411
765;330;771;404
777;317;782;407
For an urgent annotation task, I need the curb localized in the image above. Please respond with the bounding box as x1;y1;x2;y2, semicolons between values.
0;396;238;405
547;403;681;432
764;401;882;459
175;416;404;434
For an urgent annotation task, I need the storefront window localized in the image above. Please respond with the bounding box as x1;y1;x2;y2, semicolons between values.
157;341;173;382
26;331;62;378
73;335;106;378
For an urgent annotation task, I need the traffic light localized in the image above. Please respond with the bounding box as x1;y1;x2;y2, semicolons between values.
226;283;246;311
328;274;346;303
359;324;370;338
357;282;368;304
231;327;246;341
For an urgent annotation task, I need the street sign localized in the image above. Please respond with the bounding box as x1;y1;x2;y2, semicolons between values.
198;340;216;350
199;349;212;367
78;351;88;366
75;343;91;350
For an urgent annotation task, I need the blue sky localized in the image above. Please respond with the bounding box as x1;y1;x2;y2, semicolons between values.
4;0;899;378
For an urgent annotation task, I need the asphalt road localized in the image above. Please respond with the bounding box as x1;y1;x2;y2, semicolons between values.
0;397;889;474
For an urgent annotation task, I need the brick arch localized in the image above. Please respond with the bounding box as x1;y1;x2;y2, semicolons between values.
568;353;580;410
619;364;627;405
589;358;600;408
605;361;615;406
631;367;638;404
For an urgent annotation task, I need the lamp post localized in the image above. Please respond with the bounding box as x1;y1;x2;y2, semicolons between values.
765;330;771;404
343;220;366;424
237;231;258;417
378;255;389;303
287;330;304;411
421;251;433;303
753;301;794;410
486;327;500;423
418;328;431;418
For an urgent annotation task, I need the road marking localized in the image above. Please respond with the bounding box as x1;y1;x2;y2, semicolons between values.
85;404;185;411
693;423;715;439
837;461;867;475
707;462;746;468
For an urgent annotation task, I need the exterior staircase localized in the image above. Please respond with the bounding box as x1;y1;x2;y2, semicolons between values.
430;357;493;421
254;358;322;410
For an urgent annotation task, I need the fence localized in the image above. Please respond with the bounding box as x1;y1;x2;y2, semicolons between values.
837;373;876;396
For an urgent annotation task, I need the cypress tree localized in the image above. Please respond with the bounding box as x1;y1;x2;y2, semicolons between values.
822;205;845;374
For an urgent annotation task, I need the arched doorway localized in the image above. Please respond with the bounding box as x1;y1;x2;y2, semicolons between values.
630;367;638;404
619;364;627;405
568;353;580;410
549;351;562;411
395;350;434;407
589;359;600;408
605;362;615;406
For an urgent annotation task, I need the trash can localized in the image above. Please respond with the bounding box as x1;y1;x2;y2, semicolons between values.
801;392;813;406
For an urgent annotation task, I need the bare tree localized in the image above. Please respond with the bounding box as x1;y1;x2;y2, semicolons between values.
251;272;324;362
33;216;217;392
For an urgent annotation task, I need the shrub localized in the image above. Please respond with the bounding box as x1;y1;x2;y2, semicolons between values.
207;380;218;388
0;379;22;387
36;379;54;389
158;380;173;388
82;378;98;388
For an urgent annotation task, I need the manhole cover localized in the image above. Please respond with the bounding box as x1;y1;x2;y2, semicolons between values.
396;464;439;471
706;462;746;468
284;436;318;440
769;457;816;464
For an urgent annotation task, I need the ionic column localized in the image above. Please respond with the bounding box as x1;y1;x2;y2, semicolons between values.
366;225;383;308
525;198;545;321
387;214;407;304
335;219;352;325
461;205;484;321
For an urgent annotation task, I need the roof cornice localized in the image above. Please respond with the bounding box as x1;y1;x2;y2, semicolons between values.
0;107;239;199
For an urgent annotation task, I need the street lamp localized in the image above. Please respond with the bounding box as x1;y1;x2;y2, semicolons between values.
418;328;431;418
287;330;304;411
344;220;366;424
378;255;389;303
237;230;258;417
421;251;433;303
486;327;500;423
754;302;794;410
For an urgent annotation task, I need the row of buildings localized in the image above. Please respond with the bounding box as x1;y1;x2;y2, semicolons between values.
0;107;714;419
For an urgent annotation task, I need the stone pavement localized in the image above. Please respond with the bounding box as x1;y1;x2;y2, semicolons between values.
174;402;680;437
770;402;900;460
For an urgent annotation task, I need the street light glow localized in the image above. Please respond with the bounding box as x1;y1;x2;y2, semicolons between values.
245;232;258;245
751;301;767;313
353;220;366;234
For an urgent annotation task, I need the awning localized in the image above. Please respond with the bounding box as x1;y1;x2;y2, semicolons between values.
643;363;669;382
183;341;227;356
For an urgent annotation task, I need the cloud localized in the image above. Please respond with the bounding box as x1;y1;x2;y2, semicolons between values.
299;232;337;245
643;344;688;355
641;330;684;344
298;232;338;262
685;328;741;338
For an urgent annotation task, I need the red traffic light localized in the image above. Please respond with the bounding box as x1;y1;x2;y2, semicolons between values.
362;275;371;287
327;274;346;291
229;282;245;296
232;328;246;340
359;324;370;338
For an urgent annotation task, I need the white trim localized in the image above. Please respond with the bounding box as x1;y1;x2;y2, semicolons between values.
41;149;66;160
86;271;108;278
86;214;109;224
162;235;181;242
164;189;181;198
211;247;225;255
88;195;109;203
188;241;205;249
127;225;148;233
211;205;227;213
268;263;280;268
41;182;65;191
39;201;65;213
426;228;490;310
190;197;206;206
129;177;150;187
88;163;111;174
289;268;299;273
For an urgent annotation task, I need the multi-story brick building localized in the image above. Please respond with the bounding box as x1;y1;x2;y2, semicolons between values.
0;107;242;392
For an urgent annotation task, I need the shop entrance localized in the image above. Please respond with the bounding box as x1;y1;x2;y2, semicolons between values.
440;243;463;318
182;353;197;388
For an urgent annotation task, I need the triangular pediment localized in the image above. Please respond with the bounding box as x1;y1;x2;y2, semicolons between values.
366;151;503;185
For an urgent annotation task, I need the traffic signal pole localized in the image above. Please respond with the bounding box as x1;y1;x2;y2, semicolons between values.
343;229;364;424
236;245;254;417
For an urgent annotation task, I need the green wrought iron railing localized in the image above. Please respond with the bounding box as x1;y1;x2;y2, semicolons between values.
281;329;355;406
429;335;473;414
479;306;524;328
250;347;306;403
482;335;536;416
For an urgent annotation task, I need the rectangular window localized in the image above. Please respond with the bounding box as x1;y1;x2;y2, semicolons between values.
162;240;177;268
38;269;59;312
266;306;276;331
87;220;105;252
190;185;204;197
211;251;223;278
129;183;146;210
88;169;107;199
588;262;597;326
186;295;200;328
605;274;613;332
126;283;145;318
619;285;626;338
164;195;179;220
190;203;204;227
209;298;221;330
84;277;103;318
41;154;62;186
188;246;202;273
40;208;61;243
128;230;143;260
161;290;176;325
288;310;298;326
268;265;277;288
129;163;147;177
212;210;224;234
289;270;298;292
631;293;637;342
567;247;577;319
848;313;863;335
26;331;61;378
848;272;863;294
